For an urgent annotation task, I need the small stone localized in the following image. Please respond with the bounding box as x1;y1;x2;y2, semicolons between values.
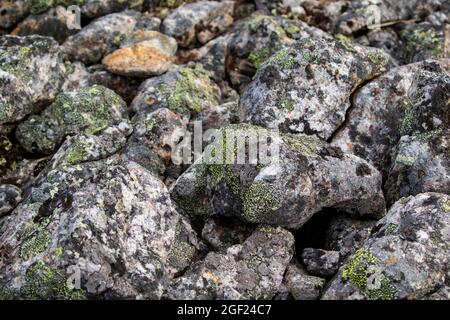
284;263;325;300
301;248;340;278
0;184;22;217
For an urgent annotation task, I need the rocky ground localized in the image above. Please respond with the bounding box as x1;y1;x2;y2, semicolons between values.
0;0;449;300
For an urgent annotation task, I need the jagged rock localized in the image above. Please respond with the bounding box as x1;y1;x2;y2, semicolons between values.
16;85;128;155
162;1;235;47
332;60;449;176
62;11;140;64
170;125;386;229
103;31;177;77
326;216;376;259
240;37;391;140
81;0;144;18
283;263;325;300
167;226;294;300
301;248;340;278
130;66;221;119
201;217;255;251
323;193;450;300
0;35;67;124
0;184;21;217
0;158;204;299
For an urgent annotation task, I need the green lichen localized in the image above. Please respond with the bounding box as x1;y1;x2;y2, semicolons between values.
368;50;389;69
303;50;321;64
248;48;271;69
0;286;13;300
19;218;51;261
242;182;282;222
284;24;301;36
157;67;218;114
396;154;416;166
384;223;397;235
342;248;395;300
0;46;32;83
145;117;156;132
283;134;322;158
249;16;286;36
64;140;87;165
20;261;86;300
280;99;294;112
400;104;418;136
442;200;450;213
269;49;295;69
405;27;443;58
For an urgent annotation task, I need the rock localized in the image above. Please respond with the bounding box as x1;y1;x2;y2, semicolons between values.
332;60;449;176
0;184;21;217
167;226;294;300
12;6;78;44
201;217;255;251
130;66;221;118
0;158;204;299
240;37;391;140
326;216;376;259
283;263;325;300
81;0;144;18
323;193;450;300
16;85;128;155
103;31;177;77
301;248;340;278
162;1;234;47
0;0;31;29
122;107;188;183
0;35;67;124
62;11;140;64
170;125;386;229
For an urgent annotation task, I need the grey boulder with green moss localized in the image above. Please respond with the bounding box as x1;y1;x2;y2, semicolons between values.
16;85;128;155
0;158;205;299
0;35;67;124
240;37;392;140
323;193;450;300
170;125;386;229
167;226;294;300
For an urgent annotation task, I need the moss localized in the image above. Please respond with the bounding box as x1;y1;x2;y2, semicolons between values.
20;261;86;300
342;248;395;300
157;67;218;114
284;24;301;36
368;50;389;69
19;218;52;261
269;49;295;69
442;200;450;213
242;182;282;222
248;48;271;69
396;154;416;166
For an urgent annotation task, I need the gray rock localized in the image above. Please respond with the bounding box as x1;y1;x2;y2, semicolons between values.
170;125;386;229
323;193;450;300
0;158;204;299
201;217;255;251
284;263;325;300
81;0;144;18
0;184;21;217
167;226;294;300
302;248;340;278
240;37;391;140
162;1;234;47
16;85;128;155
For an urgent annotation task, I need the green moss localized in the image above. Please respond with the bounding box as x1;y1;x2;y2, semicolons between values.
368;50;389;69
269;49;295;69
342;248;395;300
442;200;450;213
242;182;282;222
20;261;86;300
157;67;218;114
19;218;51;261
248;48;271;69
284;24;301;36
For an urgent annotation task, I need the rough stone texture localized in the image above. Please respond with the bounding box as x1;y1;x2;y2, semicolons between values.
302;248;340;278
162;1;234;47
323;193;450;300
0;158;204;299
103;31;177;77
171;125;386;229
167;226;294;300
0;35;67;124
240;37;392;140
62;11;140;64
81;0;144;18
326;216;376;259
283;263;325;300
16;85;128;155
0;184;22;217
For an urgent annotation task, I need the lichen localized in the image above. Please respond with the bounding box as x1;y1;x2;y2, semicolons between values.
64;140;87;165
368;50;389;70
284;24;301;36
249;16;286;36
396;154;416;166
242;182;282;222
0;46;32;83
30;0;87;15
400;104;418;136
269;49;295;69
442;200;450;213
283;134;322;158
248;48;271;69
342;248;395;300
19;218;51;261
280;99;294;112
404;27;443;58
303;50;321;64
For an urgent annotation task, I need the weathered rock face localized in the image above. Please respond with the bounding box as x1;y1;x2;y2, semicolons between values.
283;263;325;300
167;226;294;300
162;1;235;47
16;85;128;155
240;37;391;140
0;35;67;124
103;31;177;77
81;0;144;18
323;193;450;300
171;125;386;229
302;248;340;278
62;11;139;64
0;184;22;217
0;158;204;299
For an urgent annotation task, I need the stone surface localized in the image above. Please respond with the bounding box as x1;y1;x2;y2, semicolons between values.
302;248;340;278
0;184;22;217
283;263;325;300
